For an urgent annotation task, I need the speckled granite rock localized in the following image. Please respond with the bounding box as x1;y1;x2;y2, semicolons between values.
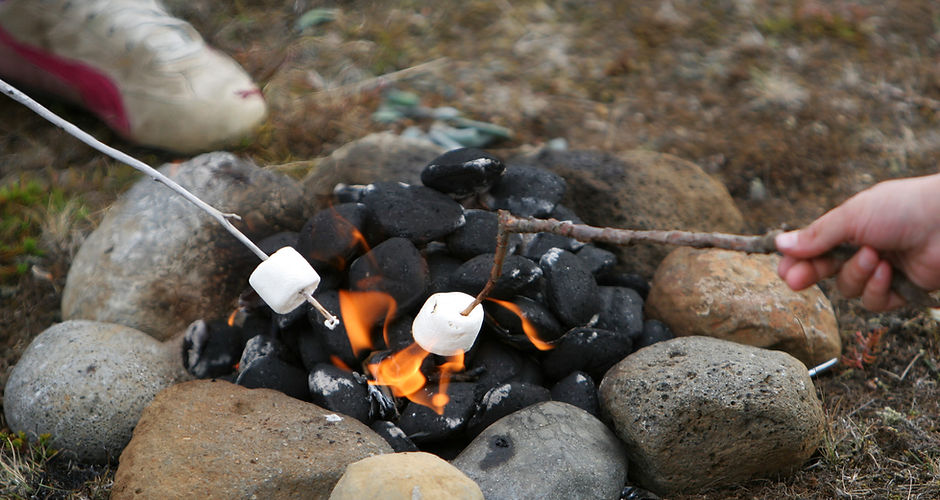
3;320;188;463
599;336;825;496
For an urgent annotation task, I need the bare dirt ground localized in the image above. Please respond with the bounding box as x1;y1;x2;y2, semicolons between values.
2;1;940;498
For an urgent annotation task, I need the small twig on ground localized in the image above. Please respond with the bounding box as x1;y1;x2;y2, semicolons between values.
317;57;449;96
899;350;924;382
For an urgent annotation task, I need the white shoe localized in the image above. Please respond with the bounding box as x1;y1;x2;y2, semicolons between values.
0;0;267;153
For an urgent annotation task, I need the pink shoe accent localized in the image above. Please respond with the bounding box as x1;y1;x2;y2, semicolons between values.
0;25;131;135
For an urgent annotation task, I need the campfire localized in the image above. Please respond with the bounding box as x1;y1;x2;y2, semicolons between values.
181;146;672;453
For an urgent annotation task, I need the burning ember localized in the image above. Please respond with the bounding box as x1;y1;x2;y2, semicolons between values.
182;146;673;452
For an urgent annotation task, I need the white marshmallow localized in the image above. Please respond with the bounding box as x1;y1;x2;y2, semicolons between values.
249;246;321;314
412;292;484;356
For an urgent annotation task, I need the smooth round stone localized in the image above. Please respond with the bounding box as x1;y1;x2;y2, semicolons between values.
488;165;566;218
425;251;463;295
453;401;626;500
539;248;601;328
359;181;466;245
550;371;599;417
466;382;552;437
420;147;506;198
330;452;483;500
4;320;188;463
308;364;372;424
465;340;544;398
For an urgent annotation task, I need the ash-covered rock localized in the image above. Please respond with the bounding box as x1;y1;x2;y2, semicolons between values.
550;371;599;417
636;319;674;351
348;237;429;315
539;248;600;327
450;253;542;299
466;382;552;437
370;421;419;452
182;319;248;379
308;364;372;424
397;382;477;444
595;286;644;338
483;296;565;350
359;181;466;245
235;354;309;401
488;165;566;218
445;209;520;259
420;147;505;198
296;202;369;270
542;326;634;381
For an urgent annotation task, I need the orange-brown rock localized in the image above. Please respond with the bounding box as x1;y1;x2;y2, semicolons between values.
112;379;391;499
645;247;840;367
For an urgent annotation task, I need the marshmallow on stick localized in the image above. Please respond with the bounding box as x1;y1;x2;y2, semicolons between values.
412;292;484;356
249;246;324;314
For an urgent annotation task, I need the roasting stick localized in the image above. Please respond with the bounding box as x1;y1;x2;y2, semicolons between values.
1;78;339;328
462;210;939;313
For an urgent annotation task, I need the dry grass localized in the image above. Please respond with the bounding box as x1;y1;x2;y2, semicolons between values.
2;0;940;497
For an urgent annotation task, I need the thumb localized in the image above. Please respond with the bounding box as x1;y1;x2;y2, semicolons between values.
776;206;855;259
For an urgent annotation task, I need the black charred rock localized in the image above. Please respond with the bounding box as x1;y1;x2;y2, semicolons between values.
257;231;300;255
519;232;583;261
576;244;618;276
182;319;248;378
238;334;294;373
274;302;310;331
296;203;369;271
306;290;363;368
550;371;599;417
621;485;662;500
595;286;644;338
307;364;372;424
332;183;370;203
466;382;551;438
383;315;415;352
539;248;601;327
450;253;542;299
348;237;429;315
421;147;506;198
425;251;462;296
359;181;466;245
488;165;566;218
235;355;310;401
397;382;477;444
295;327;330;371
465;340;544;399
635;319;674;351
541;326;633;381
597;272;651;300
370;420;419;452
445;209;521;260
549;204;583;224
483;296;565;351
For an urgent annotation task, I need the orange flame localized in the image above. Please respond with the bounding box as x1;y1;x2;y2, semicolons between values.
366;343;464;415
487;298;555;351
227;308;239;327
338;290;397;357
330;355;353;372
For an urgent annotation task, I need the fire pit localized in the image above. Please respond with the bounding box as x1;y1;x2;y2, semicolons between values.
181;146;673;457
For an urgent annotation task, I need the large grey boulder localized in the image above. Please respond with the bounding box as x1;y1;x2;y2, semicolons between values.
646;247;841;367
510;148;744;278
62;152;306;340
452;401;626;500
3;320;188;463
112;380;392;499
599;336;825;496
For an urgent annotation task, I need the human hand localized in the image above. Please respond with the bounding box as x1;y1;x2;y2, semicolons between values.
775;173;940;311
